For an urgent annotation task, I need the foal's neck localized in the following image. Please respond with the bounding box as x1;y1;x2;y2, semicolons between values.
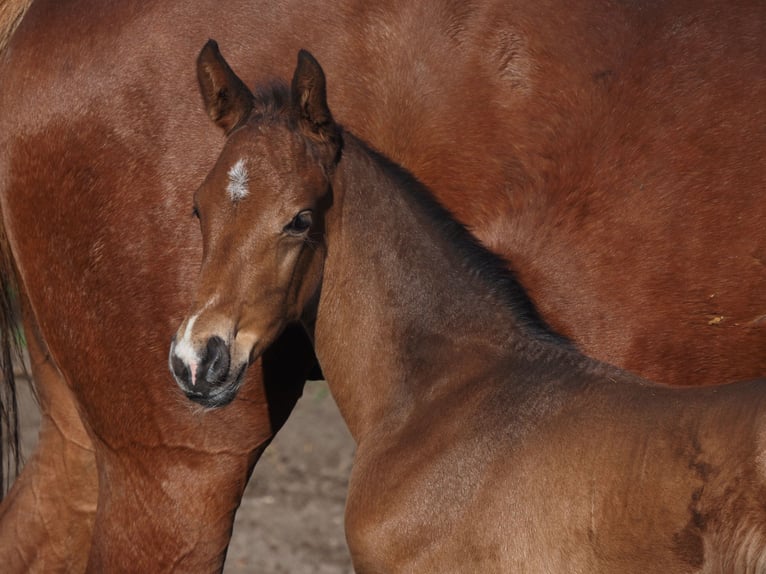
313;135;560;440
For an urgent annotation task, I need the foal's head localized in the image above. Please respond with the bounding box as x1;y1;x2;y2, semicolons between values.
169;41;341;407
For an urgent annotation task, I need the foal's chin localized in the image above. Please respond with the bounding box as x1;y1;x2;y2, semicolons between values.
182;362;248;409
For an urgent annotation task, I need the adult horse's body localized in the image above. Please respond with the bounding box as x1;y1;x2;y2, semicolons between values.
173;48;766;572
1;0;764;570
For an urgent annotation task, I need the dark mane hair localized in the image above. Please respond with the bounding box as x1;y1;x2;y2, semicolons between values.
353;135;572;348
247;79;570;349
249;80;342;169
250;80;292;123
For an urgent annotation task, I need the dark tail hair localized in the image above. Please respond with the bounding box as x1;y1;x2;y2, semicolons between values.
0;227;22;498
0;0;33;500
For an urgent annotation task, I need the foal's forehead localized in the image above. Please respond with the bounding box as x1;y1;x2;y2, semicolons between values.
219;122;305;171
224;158;249;202
208;123;323;205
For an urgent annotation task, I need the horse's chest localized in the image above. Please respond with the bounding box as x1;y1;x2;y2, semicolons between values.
343;430;518;570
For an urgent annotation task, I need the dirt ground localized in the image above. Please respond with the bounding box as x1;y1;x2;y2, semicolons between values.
16;377;356;573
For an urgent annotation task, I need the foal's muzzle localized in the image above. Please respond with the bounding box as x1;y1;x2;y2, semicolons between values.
169;335;245;408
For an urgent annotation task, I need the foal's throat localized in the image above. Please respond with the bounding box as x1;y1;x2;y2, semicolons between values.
312;136;542;439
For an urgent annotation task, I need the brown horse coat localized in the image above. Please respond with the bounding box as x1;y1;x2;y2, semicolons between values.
174;48;766;572
1;0;764;570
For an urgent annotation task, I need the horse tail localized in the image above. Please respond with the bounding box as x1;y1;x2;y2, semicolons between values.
0;228;22;497
0;0;32;56
0;0;33;497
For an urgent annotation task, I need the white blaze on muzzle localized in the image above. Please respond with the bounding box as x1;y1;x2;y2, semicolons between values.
173;313;201;386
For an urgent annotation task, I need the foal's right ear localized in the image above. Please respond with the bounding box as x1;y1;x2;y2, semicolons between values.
196;40;254;134
291;50;339;147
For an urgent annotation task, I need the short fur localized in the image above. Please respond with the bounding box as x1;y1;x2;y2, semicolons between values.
174;49;766;572
2;0;764;570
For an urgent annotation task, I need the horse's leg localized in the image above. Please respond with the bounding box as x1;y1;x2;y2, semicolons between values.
0;289;97;572
0;282;312;574
86;449;253;572
83;325;312;572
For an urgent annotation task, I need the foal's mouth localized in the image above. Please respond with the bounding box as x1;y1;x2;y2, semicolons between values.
190;338;272;407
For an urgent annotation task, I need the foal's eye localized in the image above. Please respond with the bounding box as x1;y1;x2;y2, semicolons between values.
284;210;313;236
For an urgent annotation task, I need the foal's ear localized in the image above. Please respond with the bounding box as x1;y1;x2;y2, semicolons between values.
291;50;339;145
197;40;254;134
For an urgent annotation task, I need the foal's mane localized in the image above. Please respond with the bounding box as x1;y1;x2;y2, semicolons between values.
360;141;571;348
252;80;570;348
250;81;292;124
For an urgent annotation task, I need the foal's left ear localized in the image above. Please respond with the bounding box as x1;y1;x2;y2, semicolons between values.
291;50;339;147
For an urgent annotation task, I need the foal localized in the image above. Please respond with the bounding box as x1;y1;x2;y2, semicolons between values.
170;43;766;572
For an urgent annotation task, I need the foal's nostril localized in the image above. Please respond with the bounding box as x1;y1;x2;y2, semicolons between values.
200;335;230;387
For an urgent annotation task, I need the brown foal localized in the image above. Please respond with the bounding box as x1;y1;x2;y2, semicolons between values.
171;45;766;572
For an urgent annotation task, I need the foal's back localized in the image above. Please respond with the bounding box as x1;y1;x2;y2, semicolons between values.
348;351;766;572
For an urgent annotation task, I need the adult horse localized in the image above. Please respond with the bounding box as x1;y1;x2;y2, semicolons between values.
1;0;764;571
172;47;766;571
